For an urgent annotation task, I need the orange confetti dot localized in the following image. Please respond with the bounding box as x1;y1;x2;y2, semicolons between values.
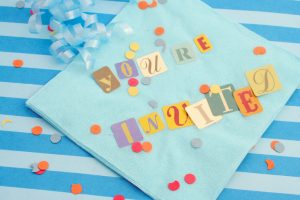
142;141;152;152
154;26;165;36
31;126;43;136
270;140;279;150
38;161;49;170
199;84;210;94
149;0;157;8
265;159;275;170
12;59;23;68
138;1;148;10
90;124;101;135
71;183;82;195
253;46;266;55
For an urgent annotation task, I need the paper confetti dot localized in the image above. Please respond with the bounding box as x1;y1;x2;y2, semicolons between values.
90;124;101;135
142;141;152;152
50;133;62;144
148;100;158;109
71;184;82;195
168;180;180;191
47;25;54;32
253;46;266;55
265;159;275;170
210;85;221;94
155;39;166;52
35;169;46;175
141;77;151;85
184;173;196;184
130;42;140;51
12;59;24;68
30;10;34;15
16;1;25;9
200;84;210;94
132;142;143;153
155;27;165;36
31;126;43;136
191;138;202;148
149;0;157;8
31;163;40;173
38;161;49;170
274;142;285;153
125;51;135;59
138;1;148;10
158;0;167;4
128;87;139;96
128;78;139;87
113;195;125;200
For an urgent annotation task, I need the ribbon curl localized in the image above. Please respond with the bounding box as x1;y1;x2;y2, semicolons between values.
27;0;135;70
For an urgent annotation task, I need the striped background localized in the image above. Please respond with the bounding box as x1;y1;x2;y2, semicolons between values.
0;0;300;199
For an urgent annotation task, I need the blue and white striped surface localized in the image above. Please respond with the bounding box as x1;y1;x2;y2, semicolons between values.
1;0;300;199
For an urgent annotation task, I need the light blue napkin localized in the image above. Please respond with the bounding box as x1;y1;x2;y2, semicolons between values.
27;0;300;199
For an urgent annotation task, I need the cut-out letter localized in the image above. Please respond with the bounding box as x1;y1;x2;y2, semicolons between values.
93;66;120;93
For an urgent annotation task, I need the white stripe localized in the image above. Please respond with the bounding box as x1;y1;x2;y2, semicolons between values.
216;9;300;28
0;52;65;71
0;82;41;99
0;22;49;39
272;41;300;58
0;186;127;200
226;172;300;195
251;138;300;158
0;150;117;177
0;114;58;135
275;106;300;123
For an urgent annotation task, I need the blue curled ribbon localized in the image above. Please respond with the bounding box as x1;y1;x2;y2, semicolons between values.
27;0;136;70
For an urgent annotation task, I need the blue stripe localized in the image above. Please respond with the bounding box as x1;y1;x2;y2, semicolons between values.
0;97;39;118
219;189;300;200
0;166;150;200
0;36;51;55
243;24;300;43
286;89;300;107
202;0;300;15
0;66;59;85
0;130;90;157
0;7;116;25
237;153;300;177
263;121;300;141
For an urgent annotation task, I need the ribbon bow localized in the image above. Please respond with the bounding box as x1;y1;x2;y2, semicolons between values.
27;0;135;70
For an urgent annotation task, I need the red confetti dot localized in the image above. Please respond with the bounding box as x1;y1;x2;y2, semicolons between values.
168;180;180;191
128;78;139;87
131;142;143;153
48;25;54;32
113;194;125;200
35;169;46;175
30;10;34;15
184;173;196;184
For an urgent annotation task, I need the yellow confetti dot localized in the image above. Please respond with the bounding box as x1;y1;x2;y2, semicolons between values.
128;87;139;96
125;51;135;60
130;42;140;51
210;85;221;94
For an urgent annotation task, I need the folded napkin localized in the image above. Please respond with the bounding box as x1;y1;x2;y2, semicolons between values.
27;0;300;199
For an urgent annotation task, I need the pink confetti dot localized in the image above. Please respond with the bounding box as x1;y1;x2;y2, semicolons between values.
128;78;139;87
131;142;143;153
184;173;196;184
